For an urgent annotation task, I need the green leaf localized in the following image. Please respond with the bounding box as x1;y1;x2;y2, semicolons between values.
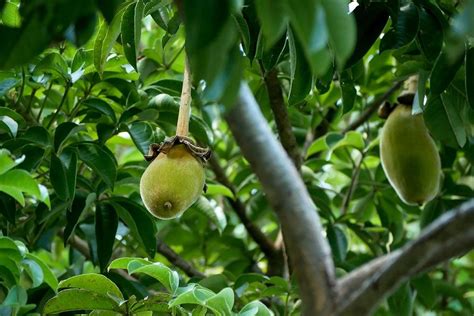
239;301;273;316
380;3;419;51
0;16;50;69
43;288;120;314
387;282;414;316
54;122;82;152
169;284;215;307
192;196;227;233
50;153;71;201
345;3;389;68
424;87;467;148
0;149;25;175
411;274;436;309
21;259;44;288
82;98;117;122
127;121;154;155
2;2;20;27
321;0;356;68
24;253;58;291
58;273;124;300
0;76;19;96
130;262;179;294
182;0;231;57
205;287;234;315
287;0;327;56
205;184;234;200
430;48;465;95
287;28;313;105
94;7;128;75
108;257;151;271
130;293;171;313
326;224;348;262
64;191;97;244
108;198;156;258
121;0;144;70
466;47;474;109
74;142;117;189
413;70;429;114
33;52;70;82
3;285;27;305
95;203;119;272
417;7;443;61
340;71;356;113
0;169;41;200
0;115;18;137
255;0;288;49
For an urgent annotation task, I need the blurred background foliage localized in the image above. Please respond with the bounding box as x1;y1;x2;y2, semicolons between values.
0;0;473;315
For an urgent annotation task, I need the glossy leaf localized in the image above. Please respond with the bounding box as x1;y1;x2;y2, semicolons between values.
121;0;144;70
95;203;119;272
43;288;120;314
74;142;117;189
58;273;123;300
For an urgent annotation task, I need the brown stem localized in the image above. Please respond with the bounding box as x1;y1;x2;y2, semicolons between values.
156;239;205;278
342;82;402;134
337;198;474;315
226;83;336;315
262;67;301;170
176;56;192;137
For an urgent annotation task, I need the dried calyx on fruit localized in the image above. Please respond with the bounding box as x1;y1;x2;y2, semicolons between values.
140;136;211;219
380;103;441;206
140;56;211;219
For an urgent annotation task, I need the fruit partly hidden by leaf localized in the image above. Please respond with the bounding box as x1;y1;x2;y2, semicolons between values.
140;144;205;219
380;104;441;205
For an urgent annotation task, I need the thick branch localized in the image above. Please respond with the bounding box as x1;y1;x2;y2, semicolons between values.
263;68;301;170
208;154;279;260
338;198;474;315
342;82;402;134
156;239;205;278
225;83;336;315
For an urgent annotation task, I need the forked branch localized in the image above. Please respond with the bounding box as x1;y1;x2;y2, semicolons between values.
337;198;474;315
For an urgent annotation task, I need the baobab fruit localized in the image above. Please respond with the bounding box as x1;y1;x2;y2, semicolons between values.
140;144;205;219
380;104;441;205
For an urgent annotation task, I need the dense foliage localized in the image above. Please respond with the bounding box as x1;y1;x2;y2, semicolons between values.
0;0;473;315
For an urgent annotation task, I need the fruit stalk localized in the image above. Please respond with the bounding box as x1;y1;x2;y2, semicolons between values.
176;56;192;137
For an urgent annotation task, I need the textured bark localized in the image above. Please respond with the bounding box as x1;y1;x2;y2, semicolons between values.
337;199;474;315
226;83;337;315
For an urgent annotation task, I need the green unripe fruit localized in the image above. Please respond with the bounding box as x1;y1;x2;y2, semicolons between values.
140;144;205;219
380;104;441;205
153;93;177;108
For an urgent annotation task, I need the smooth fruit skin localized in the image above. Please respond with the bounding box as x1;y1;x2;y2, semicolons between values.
380;105;441;205
140;144;205;219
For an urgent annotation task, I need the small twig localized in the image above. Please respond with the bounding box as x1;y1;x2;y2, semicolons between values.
176;56;192;137
165;45;185;70
342;82;403;134
302;107;337;158
46;83;71;129
14;67;26;108
37;82;53;121
25;88;37;114
262;66;301;170
156;239;205;278
340;151;365;215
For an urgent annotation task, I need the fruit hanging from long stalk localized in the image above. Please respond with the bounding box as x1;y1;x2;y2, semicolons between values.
140;57;210;219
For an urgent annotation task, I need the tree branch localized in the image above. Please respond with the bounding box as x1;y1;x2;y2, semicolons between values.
225;83;336;315
337;198;474;315
156;239;205;278
208;154;279;261
342;82;402;134
263;68;301;170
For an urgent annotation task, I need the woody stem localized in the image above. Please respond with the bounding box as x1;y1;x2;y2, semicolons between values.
176;56;192;137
